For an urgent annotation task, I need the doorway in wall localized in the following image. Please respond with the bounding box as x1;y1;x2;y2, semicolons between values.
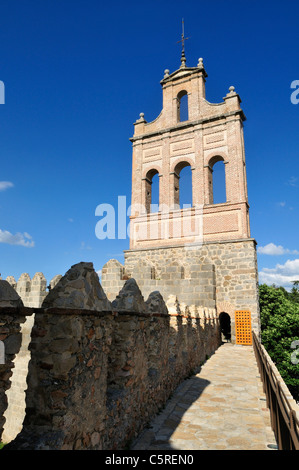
235;310;252;345
219;312;231;342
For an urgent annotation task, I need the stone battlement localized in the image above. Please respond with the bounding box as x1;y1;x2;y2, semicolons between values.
3;272;62;308
0;262;220;450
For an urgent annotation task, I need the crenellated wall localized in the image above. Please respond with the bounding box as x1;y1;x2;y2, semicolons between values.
101;255;216;310
5;272;62;308
0;281;28;443
0;262;220;450
1;272;62;443
101;238;260;342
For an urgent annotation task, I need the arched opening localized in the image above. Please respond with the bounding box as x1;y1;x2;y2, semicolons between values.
179;165;192;208
208;156;226;204
177;90;188;122
173;161;192;209
219;312;231;342
145;169;159;213
151;172;159;212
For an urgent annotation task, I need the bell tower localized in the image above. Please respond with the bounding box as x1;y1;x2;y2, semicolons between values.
102;43;260;343
128;55;250;249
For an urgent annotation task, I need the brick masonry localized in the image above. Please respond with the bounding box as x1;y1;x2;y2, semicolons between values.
102;55;260;345
129;58;250;249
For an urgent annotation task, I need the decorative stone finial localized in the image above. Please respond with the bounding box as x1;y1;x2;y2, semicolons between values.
112;278;146;314
197;57;204;68
145;291;168;315
229;86;235;93
139;112;145;121
164;69;170;78
42;262;112;311
0;280;23;307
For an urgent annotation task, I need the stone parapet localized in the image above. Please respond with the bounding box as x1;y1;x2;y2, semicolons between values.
0;281;28;442
1;262;220;450
2;272;62;443
101;239;260;342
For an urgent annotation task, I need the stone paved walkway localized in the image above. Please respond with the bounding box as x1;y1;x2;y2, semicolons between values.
131;343;277;451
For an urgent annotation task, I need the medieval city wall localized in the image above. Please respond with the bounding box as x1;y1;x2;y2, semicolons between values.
0;280;27;443
101;255;216;309
1;273;62;443
1;235;260;444
102;238;260;343
0;262;221;450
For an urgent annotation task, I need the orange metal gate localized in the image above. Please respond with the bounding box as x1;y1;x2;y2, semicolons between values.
235;310;252;345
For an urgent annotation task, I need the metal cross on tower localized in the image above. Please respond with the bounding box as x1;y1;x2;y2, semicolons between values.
177;18;189;67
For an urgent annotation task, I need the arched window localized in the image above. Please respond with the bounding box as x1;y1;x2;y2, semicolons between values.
151;172;159;212
208;156;226;204
177;90;188;122
173;161;192;209
145;169;159;213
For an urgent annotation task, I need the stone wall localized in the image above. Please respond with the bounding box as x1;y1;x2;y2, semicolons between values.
2;272;61;443
6;272;47;308
1;262;220;450
101;238;260;343
102;254;216;310
0;281;28;442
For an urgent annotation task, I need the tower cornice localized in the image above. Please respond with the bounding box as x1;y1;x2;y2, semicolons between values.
130;109;246;143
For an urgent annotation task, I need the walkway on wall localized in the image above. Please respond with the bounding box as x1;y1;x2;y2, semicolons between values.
131;343;277;451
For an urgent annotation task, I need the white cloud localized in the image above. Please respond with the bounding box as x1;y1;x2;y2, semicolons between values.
0;181;14;192
259;258;299;288
0;229;35;247
257;243;299;255
80;241;92;250
288;176;298;187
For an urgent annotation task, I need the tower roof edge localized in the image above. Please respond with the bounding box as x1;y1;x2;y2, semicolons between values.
160;61;208;85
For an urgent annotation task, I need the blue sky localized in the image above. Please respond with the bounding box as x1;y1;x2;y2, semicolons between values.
0;0;298;289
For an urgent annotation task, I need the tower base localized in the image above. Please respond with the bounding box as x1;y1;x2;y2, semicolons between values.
101;238;260;344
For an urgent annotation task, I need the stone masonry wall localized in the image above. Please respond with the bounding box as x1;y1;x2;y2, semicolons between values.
1;262;220;450
102;239;260;343
2;272;62;443
102;254;216;309
0;281;28;442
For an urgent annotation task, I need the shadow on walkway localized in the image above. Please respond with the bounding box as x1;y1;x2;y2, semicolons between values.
131;374;211;450
131;344;277;451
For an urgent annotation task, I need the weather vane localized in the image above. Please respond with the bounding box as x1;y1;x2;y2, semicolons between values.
177;18;189;66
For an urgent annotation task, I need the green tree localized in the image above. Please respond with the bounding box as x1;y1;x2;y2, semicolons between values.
290;280;299;304
259;284;299;402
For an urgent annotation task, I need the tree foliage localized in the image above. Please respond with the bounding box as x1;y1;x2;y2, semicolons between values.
259;283;299;402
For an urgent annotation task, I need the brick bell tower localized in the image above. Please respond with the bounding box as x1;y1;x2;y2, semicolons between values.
128;53;250;248
102;42;260;344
